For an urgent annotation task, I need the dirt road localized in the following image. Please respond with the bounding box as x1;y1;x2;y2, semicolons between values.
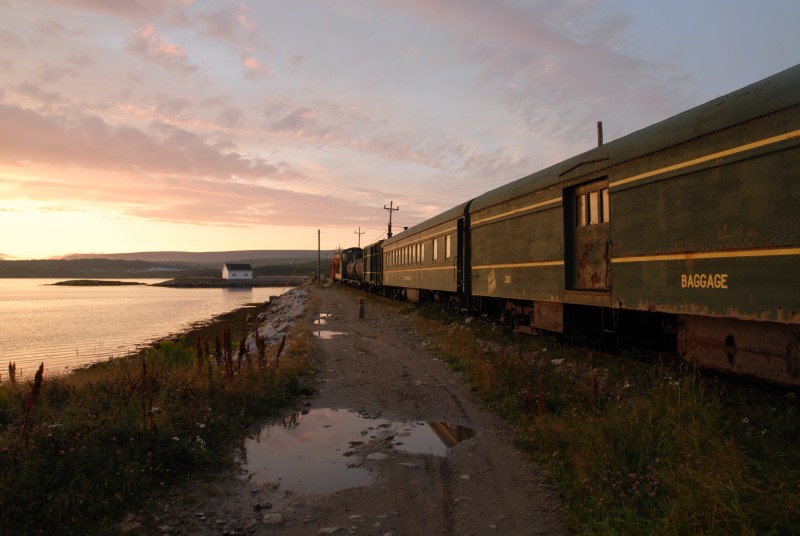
142;286;566;535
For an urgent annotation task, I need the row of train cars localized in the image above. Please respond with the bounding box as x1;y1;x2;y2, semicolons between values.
332;65;800;387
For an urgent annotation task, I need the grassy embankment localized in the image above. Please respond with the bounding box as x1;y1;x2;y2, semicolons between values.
387;294;799;535
0;292;317;535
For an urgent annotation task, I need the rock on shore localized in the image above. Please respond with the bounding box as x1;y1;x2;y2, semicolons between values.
153;277;306;288
244;287;309;357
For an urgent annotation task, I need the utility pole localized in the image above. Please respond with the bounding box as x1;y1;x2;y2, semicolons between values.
354;227;365;247
384;201;399;238
317;229;321;286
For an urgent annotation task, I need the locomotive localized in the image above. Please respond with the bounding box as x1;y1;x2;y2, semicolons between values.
339;64;800;386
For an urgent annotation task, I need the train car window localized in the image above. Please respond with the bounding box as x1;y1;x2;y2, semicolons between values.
445;234;452;259
588;191;600;225
576;188;610;226
422;242;425;263
576;194;587;226
433;238;439;262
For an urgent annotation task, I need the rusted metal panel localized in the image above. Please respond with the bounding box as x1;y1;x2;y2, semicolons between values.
534;301;564;333
574;222;610;290
678;315;800;386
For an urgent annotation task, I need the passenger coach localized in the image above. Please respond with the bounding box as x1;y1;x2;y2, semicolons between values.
381;202;472;305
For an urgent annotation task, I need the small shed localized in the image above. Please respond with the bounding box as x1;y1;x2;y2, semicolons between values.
222;263;253;280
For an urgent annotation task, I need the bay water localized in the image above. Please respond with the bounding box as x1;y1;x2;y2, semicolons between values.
0;279;285;380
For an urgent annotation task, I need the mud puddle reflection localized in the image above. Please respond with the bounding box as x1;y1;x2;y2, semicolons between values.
239;409;476;493
313;330;348;339
313;313;332;326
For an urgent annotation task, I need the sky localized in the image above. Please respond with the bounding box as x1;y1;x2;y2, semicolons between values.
1;0;798;260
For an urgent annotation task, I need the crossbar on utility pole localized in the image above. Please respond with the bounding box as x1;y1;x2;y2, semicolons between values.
384;201;399;238
354;226;365;247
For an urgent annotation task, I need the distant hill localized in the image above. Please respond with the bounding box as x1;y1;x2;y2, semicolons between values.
61;250;334;266
0;256;333;278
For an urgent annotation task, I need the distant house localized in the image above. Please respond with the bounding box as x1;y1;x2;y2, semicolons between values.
222;263;253;280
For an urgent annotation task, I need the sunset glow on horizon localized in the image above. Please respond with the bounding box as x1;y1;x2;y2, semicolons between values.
2;0;798;260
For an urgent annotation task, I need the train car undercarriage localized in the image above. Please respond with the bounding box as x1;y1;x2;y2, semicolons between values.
497;298;800;387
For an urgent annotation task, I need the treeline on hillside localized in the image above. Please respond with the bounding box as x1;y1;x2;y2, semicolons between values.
254;260;331;277
0;259;214;278
0;258;332;278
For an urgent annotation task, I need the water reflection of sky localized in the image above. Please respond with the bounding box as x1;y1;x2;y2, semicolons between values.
239;408;476;493
0;278;283;378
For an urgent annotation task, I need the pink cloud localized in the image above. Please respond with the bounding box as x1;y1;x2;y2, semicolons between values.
126;24;197;74
0;101;285;181
36;63;78;84
382;0;577;54
0;29;25;48
243;57;268;79
16;83;63;105
0;99;367;228
40;0;190;20
270;106;318;133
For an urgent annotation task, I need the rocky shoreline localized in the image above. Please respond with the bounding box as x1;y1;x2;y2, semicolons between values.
153;277;307;288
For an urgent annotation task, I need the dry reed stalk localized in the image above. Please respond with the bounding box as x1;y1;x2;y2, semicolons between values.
19;362;44;451
8;362;16;387
275;335;286;369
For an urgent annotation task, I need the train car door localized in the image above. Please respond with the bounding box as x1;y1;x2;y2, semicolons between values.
456;217;465;294
566;179;611;290
456;208;472;310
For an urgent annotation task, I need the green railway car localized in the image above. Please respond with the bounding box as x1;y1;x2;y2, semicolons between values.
468;64;800;384
363;240;384;287
382;202;471;303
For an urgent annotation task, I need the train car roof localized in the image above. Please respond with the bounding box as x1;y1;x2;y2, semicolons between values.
383;201;471;247
471;63;800;212
363;239;384;250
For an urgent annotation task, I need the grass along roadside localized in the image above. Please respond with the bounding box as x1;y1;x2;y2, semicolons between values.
386;296;800;535
0;289;317;535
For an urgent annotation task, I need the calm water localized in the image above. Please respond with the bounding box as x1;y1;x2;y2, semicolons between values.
0;279;285;379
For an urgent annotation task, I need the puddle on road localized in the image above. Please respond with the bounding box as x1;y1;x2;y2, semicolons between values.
239;408;476;493
314;330;348;339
